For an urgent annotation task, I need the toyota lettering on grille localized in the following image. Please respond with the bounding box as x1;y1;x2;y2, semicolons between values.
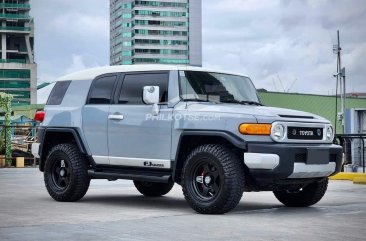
299;130;314;136
287;127;323;140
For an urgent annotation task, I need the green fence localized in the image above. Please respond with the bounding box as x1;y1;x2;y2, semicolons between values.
259;91;366;134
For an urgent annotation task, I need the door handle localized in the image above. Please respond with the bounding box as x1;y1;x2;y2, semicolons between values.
108;114;124;121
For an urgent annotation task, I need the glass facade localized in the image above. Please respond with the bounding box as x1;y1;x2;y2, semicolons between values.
110;0;195;66
0;0;36;104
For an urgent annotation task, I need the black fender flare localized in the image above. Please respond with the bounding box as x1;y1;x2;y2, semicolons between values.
173;130;247;180
38;127;89;171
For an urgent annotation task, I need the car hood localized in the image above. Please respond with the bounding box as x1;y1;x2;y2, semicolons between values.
175;102;328;123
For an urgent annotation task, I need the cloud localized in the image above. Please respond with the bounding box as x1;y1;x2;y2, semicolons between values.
66;54;87;74
31;0;109;83
48;13;108;40
31;0;366;94
203;0;366;94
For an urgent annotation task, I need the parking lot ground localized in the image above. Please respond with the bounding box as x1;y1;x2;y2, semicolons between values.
1;168;366;241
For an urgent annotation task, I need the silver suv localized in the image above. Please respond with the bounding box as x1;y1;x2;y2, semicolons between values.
33;65;342;214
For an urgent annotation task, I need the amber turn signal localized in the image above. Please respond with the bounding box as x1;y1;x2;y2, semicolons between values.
239;124;272;135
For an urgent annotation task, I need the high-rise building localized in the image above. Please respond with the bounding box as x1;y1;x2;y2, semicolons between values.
0;0;36;105
110;0;202;66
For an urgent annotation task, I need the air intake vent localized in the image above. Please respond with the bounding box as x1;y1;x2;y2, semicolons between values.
279;115;314;119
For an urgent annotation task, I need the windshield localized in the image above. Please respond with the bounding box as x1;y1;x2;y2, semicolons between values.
179;71;261;104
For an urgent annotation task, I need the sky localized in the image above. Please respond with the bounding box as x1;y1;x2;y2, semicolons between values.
31;0;366;95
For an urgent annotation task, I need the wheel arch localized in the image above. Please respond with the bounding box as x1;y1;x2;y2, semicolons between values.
39;128;91;172
173;131;247;183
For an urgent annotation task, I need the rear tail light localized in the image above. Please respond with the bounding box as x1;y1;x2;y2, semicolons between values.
34;111;45;122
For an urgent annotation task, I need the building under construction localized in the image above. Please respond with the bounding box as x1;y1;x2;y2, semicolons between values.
0;0;36;105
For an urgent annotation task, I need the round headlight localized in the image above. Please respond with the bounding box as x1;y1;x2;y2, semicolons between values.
271;124;285;141
326;126;334;142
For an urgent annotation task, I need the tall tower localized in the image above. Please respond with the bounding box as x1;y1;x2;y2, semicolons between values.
110;0;202;66
0;0;36;105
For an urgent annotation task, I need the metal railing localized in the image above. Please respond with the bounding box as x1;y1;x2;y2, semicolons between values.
0;124;38;168
0;13;30;19
0;3;31;9
0;59;27;64
335;134;366;173
0;26;31;32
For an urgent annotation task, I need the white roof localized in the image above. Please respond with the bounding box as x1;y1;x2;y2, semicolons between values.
37;82;56;104
58;65;247;81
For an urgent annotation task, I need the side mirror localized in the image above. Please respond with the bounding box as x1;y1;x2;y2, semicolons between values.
143;86;160;104
143;86;160;116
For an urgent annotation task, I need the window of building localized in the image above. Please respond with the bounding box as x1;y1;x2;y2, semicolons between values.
122;60;132;65
88;76;117;104
118;73;168;104
122;51;132;56
122;13;132;19
122;32;132;38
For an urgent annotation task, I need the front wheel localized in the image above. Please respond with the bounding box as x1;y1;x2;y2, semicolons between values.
273;178;328;207
182;144;245;214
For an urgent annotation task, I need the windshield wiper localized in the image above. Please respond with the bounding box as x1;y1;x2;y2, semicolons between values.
183;98;219;104
239;100;263;106
183;98;211;102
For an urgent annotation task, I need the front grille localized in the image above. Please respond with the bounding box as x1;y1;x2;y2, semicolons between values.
295;153;307;163
287;126;323;140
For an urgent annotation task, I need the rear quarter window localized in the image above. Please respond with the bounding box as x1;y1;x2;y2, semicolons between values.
46;81;72;105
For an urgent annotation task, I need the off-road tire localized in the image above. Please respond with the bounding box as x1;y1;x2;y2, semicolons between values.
273;178;328;207
134;181;174;197
182;144;245;214
44;143;90;202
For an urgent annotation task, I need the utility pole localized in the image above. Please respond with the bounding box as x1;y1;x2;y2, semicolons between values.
333;30;346;133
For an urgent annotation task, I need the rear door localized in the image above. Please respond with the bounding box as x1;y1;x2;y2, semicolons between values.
82;74;118;165
108;71;172;169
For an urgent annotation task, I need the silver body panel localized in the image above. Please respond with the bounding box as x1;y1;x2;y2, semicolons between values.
41;67;337;179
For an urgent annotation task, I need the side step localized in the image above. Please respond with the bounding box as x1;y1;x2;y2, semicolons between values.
88;170;171;183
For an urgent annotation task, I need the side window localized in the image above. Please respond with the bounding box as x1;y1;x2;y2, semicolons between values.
47;81;71;105
88;76;117;104
118;73;168;105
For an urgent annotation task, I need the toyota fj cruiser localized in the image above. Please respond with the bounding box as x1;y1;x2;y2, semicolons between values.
33;65;342;214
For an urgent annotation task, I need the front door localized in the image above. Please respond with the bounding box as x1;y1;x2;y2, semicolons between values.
108;72;172;169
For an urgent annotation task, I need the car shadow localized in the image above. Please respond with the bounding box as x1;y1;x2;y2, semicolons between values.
80;194;288;214
81;194;191;210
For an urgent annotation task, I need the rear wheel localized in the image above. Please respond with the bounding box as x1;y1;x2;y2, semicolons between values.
273;178;328;207
44;143;90;202
134;181;174;197
182;144;245;214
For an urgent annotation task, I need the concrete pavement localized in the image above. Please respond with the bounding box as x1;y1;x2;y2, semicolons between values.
0;168;366;241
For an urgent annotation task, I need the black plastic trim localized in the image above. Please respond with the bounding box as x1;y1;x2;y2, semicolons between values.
38;127;90;171
172;130;247;181
178;130;247;150
88;167;171;183
246;143;343;180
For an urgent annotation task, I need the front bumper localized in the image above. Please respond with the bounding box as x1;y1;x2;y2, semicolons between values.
244;143;343;180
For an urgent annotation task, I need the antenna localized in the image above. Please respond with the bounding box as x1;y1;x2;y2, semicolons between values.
287;78;297;92
333;30;346;134
277;75;286;92
272;77;278;92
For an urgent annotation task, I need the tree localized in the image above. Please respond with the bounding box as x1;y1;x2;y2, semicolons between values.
0;92;13;166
